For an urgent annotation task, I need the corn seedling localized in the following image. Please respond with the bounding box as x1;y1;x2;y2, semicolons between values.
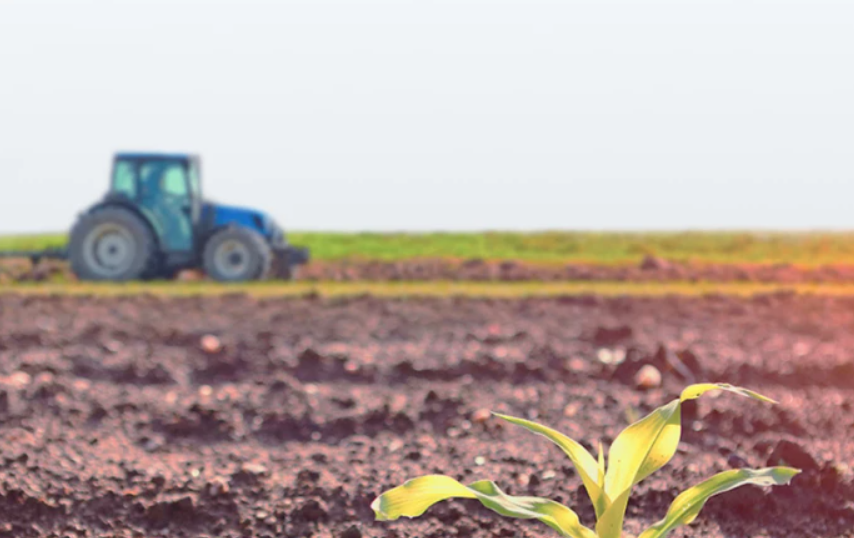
371;383;800;538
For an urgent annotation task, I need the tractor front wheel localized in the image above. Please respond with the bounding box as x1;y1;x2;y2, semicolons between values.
203;227;272;282
68;207;158;281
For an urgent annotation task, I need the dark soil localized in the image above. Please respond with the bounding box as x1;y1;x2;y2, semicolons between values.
298;257;854;284
7;256;854;284
0;293;852;537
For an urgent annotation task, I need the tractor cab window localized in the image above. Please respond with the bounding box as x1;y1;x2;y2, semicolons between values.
112;160;137;198
161;166;189;197
188;164;201;199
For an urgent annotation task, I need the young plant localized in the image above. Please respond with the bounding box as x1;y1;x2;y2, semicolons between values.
371;383;799;538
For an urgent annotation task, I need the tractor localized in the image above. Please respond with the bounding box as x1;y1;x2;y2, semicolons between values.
60;152;309;282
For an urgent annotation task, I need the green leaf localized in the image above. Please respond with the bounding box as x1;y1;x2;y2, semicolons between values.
494;413;609;517
371;475;597;538
638;467;800;538
598;383;776;538
680;383;777;404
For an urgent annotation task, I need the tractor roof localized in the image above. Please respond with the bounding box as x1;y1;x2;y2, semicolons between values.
114;152;199;162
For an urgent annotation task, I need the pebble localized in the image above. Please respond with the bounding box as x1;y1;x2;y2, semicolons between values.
635;364;662;389
200;335;222;354
3;371;31;388
563;403;580;417
597;348;626;365
207;476;230;496
474;456;486;466
472;408;491;424
240;463;269;477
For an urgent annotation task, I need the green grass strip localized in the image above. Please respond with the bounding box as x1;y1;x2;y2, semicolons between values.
5;231;854;266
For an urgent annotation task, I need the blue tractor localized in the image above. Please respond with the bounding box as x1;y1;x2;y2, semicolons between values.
64;152;309;282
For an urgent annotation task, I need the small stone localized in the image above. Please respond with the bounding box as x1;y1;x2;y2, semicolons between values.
472;408;491;424
4;371;31;388
597;348;626;365
200;335;222;354
255;510;269;519
474;456;486;466
207;476;230;496
388;439;404;453
542;470;556;481
240;463;269;476
635;365;662;390
563;403;580;417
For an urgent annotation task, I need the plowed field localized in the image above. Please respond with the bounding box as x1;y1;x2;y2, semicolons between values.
0;294;851;537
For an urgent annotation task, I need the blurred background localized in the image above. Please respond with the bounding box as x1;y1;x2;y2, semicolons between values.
2;0;853;233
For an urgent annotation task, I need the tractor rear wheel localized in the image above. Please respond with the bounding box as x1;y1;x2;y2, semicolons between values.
203;227;272;282
69;207;158;281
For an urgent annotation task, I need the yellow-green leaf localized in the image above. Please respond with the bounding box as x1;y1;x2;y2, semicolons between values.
495;413;608;517
638;467;800;538
371;475;597;538
596;488;632;538
680;383;776;404
599;383;776;538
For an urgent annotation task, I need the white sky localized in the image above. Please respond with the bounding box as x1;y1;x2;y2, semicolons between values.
1;0;853;233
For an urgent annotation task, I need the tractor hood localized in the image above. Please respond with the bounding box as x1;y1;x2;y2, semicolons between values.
202;202;285;243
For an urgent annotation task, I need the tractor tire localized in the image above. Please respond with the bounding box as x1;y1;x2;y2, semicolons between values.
69;207;158;282
202;227;272;282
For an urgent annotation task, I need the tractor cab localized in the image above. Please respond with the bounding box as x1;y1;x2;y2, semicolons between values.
67;152;308;282
108;153;201;255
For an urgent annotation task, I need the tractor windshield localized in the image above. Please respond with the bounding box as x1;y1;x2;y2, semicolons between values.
111;160;137;198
